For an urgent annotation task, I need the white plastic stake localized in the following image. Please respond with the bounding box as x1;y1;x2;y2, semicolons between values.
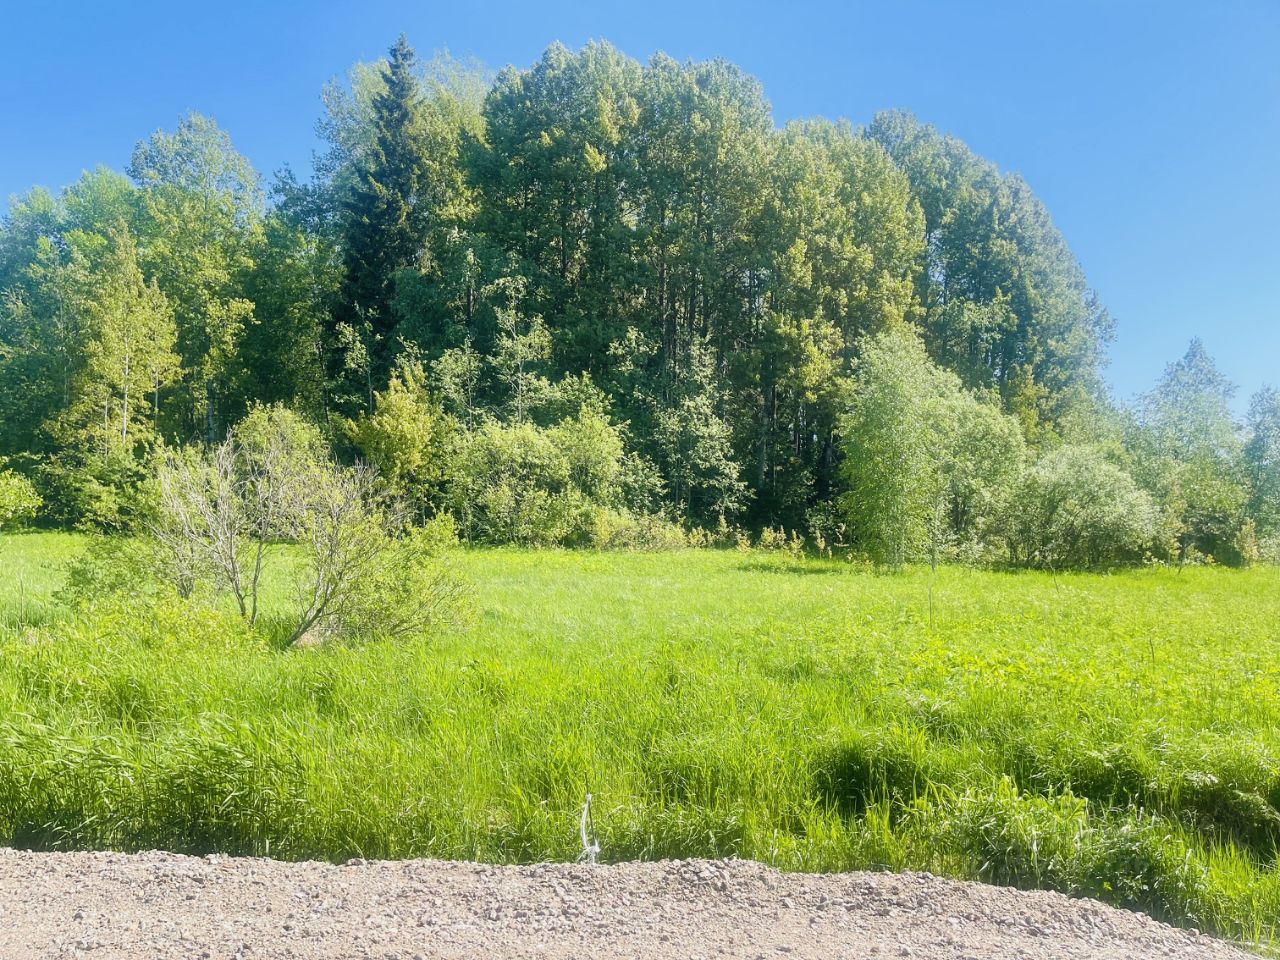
578;792;600;864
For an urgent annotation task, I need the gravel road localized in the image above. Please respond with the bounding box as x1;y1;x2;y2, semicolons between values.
0;848;1255;959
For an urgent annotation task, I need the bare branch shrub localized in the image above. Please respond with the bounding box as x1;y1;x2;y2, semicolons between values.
287;466;466;646
153;443;241;604
153;408;464;646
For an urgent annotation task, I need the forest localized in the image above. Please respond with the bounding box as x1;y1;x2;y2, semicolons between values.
1;36;1277;569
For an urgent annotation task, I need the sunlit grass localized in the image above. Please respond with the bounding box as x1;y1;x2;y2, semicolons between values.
0;532;1277;950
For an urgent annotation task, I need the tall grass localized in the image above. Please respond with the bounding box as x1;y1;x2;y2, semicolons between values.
0;532;1277;949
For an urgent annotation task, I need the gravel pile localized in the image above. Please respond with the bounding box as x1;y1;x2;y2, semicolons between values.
0;848;1254;959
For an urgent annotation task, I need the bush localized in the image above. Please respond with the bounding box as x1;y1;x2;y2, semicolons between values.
233;403;328;469
840;328;1026;567
447;410;644;547
56;535;167;607
652;391;749;527
1005;446;1158;568
0;467;41;529
806;501;849;555
447;419;582;545
153;416;316;617
755;525;806;557
303;520;468;645
33;449;154;531
587;507;687;551
344;360;454;518
286;467;466;646
154;407;464;645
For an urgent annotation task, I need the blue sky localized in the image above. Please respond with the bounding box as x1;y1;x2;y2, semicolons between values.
2;0;1276;409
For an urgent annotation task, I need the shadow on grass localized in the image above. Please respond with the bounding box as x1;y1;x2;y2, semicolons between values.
812;736;937;819
735;558;850;577
254;614;305;652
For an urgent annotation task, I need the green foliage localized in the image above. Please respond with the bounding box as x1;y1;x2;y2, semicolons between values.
944;392;1027;559
47;223;179;458
651;387;748;526
1;220;178;530
840;327;947;565
0;37;1274;568
0;468;41;529
344;359;454;516
331;35;466;407
1130;341;1250;564
310;520;467;646
153;407;464;646
586;507;687;551
129;112;261;441
34;446;157;532
236;204;338;417
1005;446;1158;568
56;534;167;607
839;327;1025;566
447;410;632;546
1246;386;1280;540
490;305;552;424
868;111;1112;433
231;403;328;469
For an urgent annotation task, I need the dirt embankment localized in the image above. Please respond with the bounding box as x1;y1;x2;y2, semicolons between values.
0;848;1255;959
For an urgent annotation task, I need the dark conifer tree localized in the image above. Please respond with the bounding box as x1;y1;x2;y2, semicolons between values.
333;35;430;411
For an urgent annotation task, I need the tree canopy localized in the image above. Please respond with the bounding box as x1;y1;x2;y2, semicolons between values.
0;37;1273;566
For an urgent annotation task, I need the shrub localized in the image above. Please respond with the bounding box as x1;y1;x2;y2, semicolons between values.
153;407;464;645
447;419;582;545
587;507;687;551
33;448;154;531
56;535;167;607
153;410;322;617
651;390;749;527
154;405;327;608
447;410;642;547
1005;446;1158;568
806;501;849;555
344;360;454;518
681;518;737;550
233;403;328;469
840;328;1026;567
286;468;466;646
0;467;41;529
756;525;806;557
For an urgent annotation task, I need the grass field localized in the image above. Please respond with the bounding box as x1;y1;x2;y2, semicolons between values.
1;531;1278;948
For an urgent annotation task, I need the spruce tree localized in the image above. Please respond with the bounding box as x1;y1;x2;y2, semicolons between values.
335;35;430;410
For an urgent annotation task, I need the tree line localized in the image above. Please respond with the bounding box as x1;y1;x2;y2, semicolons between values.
1;37;1277;566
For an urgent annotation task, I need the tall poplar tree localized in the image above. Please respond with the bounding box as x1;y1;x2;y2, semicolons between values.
1245;387;1280;542
52;223;179;459
129;113;261;444
1132;340;1248;562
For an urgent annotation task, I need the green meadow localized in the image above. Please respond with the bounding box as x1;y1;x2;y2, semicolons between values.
1;532;1278;949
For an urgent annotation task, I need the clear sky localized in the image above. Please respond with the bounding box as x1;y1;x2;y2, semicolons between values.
2;0;1276;409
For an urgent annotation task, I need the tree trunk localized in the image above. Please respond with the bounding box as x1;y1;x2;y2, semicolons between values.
120;343;131;447
205;379;216;447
